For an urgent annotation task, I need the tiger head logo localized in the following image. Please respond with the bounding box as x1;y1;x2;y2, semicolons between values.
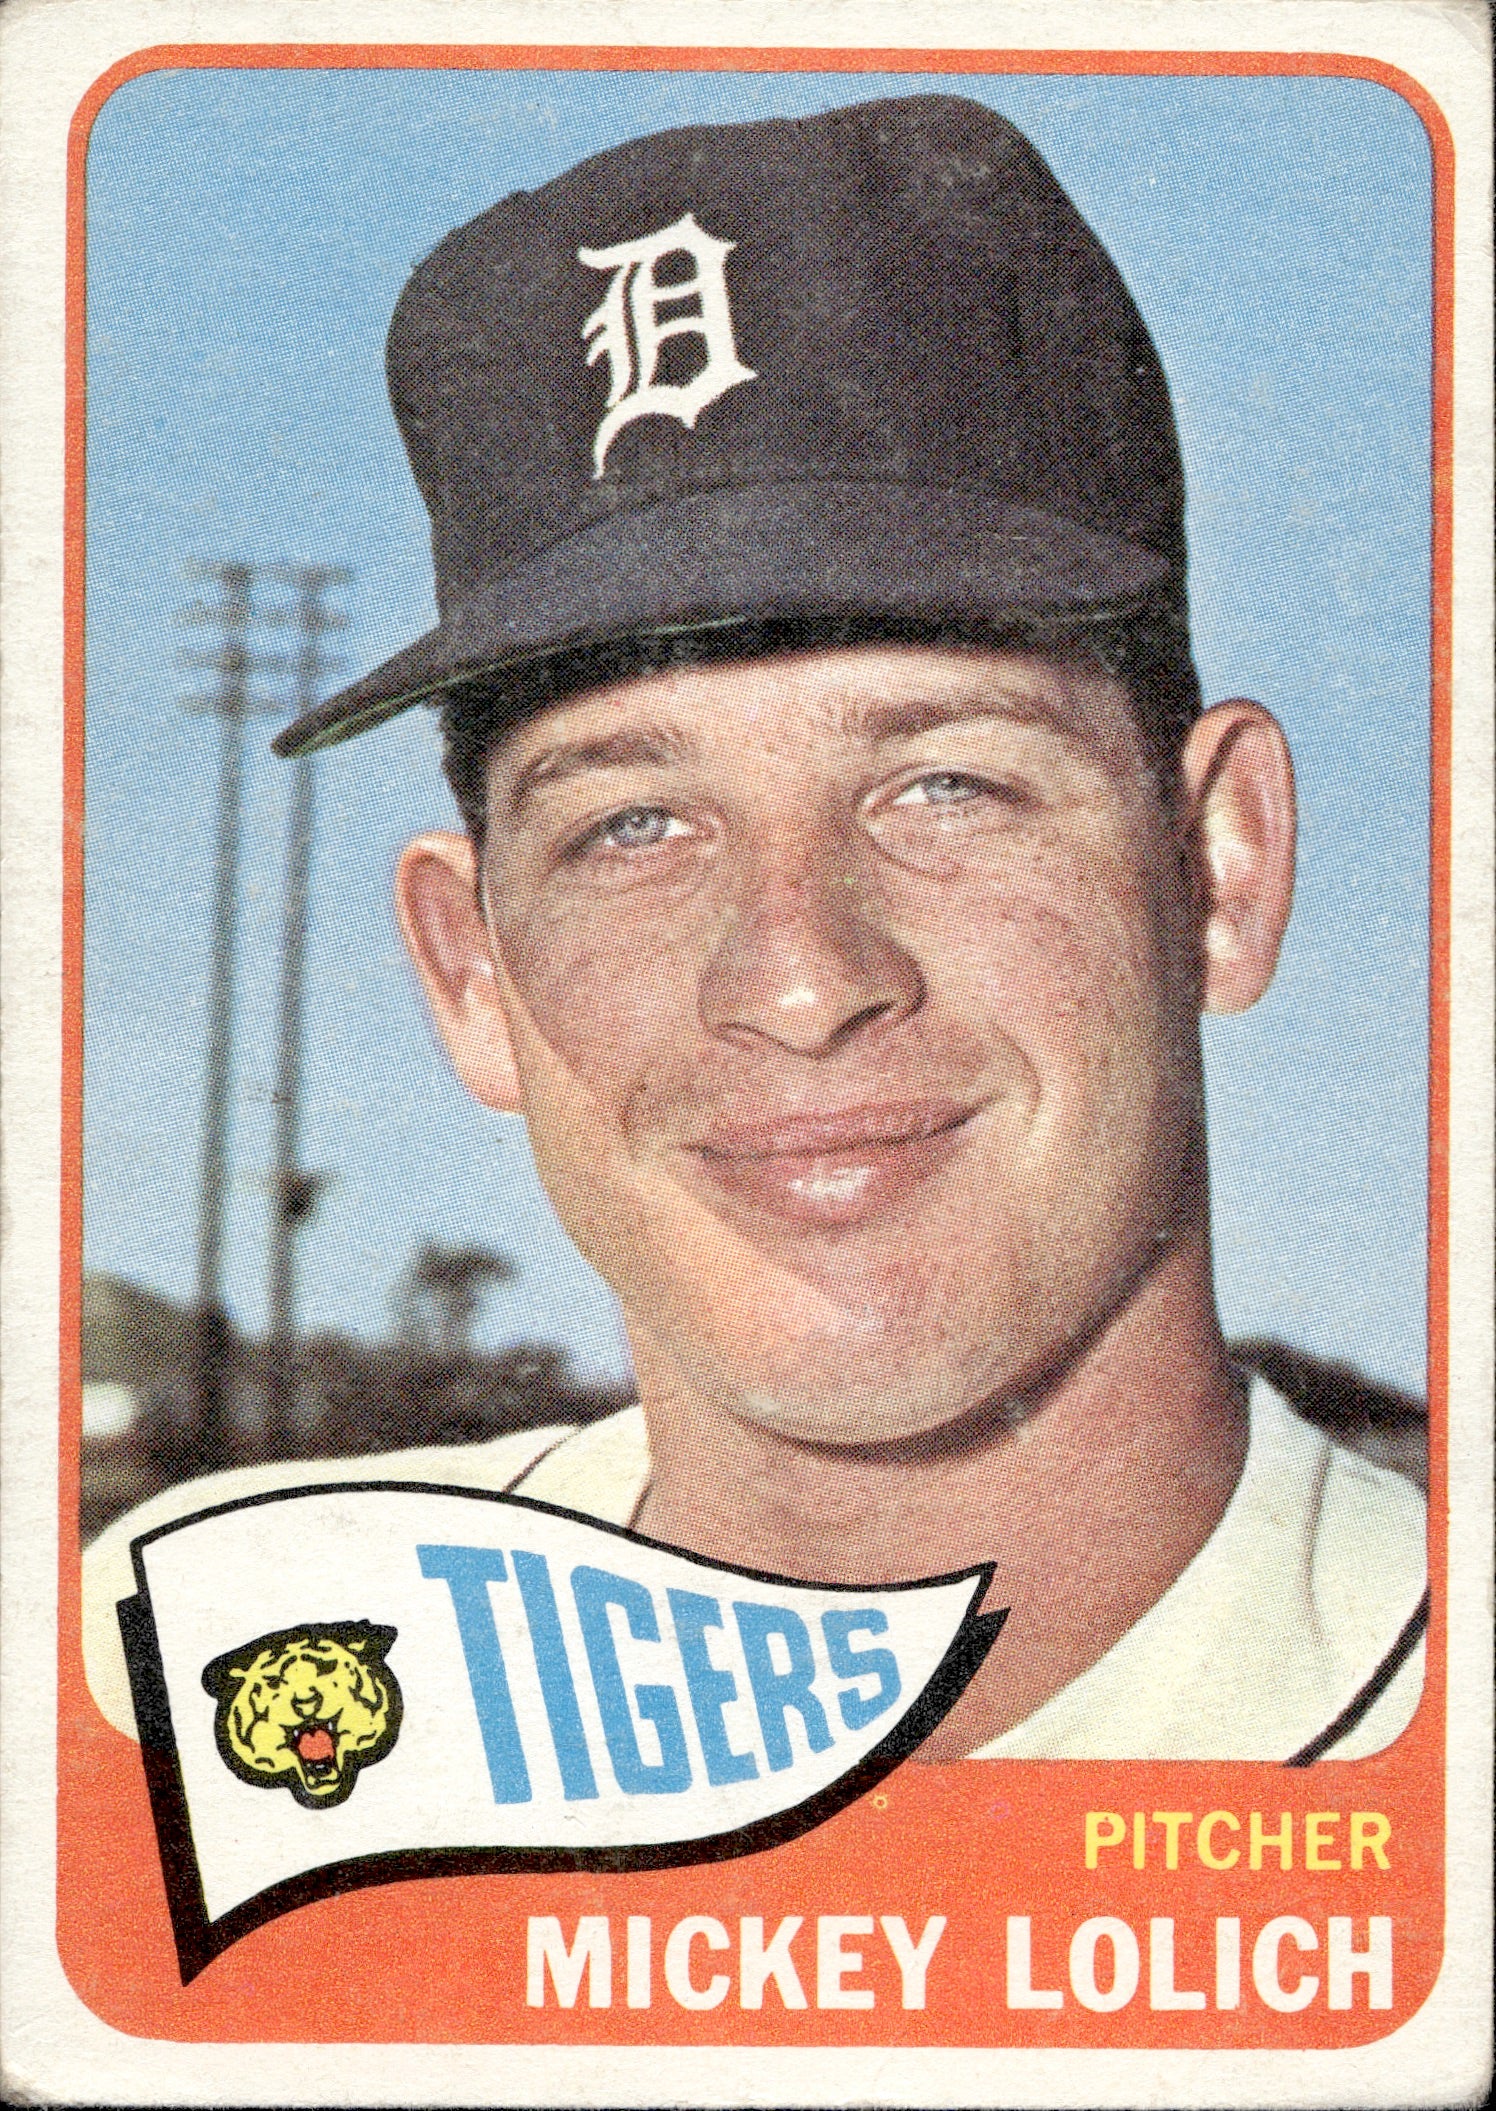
202;1622;401;1810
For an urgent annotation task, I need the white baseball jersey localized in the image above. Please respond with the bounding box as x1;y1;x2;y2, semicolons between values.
82;1376;1425;1763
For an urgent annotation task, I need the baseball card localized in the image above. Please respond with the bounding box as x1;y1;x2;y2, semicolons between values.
0;1;1490;2104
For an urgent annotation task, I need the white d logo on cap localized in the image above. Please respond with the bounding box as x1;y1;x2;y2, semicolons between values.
579;211;757;477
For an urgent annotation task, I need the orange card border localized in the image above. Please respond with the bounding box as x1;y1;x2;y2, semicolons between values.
55;37;1455;2044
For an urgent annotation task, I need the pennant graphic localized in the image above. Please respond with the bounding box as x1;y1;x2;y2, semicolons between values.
119;1482;1006;1981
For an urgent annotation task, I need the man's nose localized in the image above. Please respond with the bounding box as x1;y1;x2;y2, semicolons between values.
699;846;924;1056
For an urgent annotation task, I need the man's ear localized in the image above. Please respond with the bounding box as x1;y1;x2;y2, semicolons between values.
1179;700;1297;1016
395;832;524;1112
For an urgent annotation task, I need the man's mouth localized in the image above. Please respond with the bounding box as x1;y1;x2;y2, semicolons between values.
691;1100;976;1227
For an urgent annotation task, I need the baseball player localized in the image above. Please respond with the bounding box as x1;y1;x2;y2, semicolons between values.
84;93;1426;1762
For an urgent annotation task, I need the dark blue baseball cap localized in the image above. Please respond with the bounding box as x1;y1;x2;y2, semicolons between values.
275;92;1190;758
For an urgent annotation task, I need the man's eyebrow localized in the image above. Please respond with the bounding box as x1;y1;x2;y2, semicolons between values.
837;689;1076;745
505;724;696;818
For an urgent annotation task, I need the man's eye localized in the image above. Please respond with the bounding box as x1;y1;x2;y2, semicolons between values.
589;805;686;852
891;771;1007;808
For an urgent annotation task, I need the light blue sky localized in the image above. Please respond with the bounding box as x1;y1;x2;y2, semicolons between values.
83;66;1432;1391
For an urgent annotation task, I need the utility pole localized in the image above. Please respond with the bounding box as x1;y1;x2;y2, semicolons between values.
263;563;351;1455
179;563;281;1471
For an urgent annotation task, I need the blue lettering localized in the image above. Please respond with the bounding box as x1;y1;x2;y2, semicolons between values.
733;1601;833;1770
511;1550;598;1801
821;1607;902;1730
416;1544;531;1802
667;1589;759;1785
571;1565;691;1795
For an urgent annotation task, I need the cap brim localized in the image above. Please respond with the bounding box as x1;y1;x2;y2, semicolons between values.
273;481;1172;757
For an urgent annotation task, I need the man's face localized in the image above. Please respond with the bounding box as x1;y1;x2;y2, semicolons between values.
458;645;1208;1445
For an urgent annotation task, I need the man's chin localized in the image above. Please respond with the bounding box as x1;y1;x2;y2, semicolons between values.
620;1244;1051;1452
708;1360;1015;1453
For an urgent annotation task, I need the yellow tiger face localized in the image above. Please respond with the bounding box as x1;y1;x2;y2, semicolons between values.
202;1623;401;1809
